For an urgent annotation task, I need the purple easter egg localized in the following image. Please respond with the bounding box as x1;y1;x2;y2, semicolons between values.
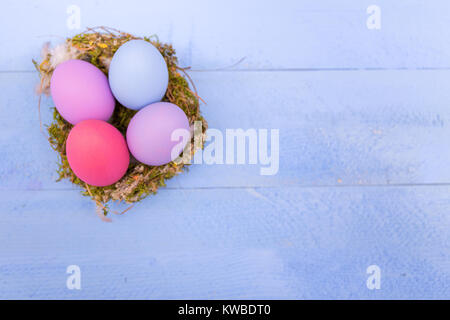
126;102;190;166
50;59;115;125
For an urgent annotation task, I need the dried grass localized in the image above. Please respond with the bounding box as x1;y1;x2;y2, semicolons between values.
33;27;207;217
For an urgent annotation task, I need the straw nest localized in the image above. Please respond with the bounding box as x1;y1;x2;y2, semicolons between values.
33;27;207;220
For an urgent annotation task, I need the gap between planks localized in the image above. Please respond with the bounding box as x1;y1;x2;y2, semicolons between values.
3;182;450;192
4;67;450;74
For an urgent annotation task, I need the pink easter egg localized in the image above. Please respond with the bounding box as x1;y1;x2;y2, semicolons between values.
66;120;129;187
126;102;190;166
50;59;115;125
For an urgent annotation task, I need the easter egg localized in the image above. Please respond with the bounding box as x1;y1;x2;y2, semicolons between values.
50;59;115;125
108;40;169;110
126;102;190;166
66;120;129;186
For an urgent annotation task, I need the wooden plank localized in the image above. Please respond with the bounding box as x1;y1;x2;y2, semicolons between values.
2;70;450;190
0;186;449;299
1;0;450;71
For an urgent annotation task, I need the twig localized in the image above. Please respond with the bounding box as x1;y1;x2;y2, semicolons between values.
112;204;135;215
37;77;44;134
176;66;207;105
85;182;112;222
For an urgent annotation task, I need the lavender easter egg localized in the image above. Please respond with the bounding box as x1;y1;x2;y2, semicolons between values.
66;120;130;187
108;40;169;110
50;59;115;125
126;102;190;166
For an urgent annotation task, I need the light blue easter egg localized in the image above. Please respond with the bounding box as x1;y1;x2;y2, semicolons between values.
108;40;169;110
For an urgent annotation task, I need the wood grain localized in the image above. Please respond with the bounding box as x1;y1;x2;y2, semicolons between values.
1;0;450;71
2;70;450;190
0;186;449;299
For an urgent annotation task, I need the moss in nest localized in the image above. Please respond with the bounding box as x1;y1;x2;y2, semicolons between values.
33;27;207;217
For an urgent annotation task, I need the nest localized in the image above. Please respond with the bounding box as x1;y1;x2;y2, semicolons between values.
33;27;207;220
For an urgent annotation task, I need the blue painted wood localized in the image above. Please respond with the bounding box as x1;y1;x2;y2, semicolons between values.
1;0;450;71
0;0;449;300
2;70;450;190
0;187;449;299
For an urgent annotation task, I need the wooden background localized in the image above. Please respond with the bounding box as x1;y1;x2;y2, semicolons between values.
0;0;449;299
